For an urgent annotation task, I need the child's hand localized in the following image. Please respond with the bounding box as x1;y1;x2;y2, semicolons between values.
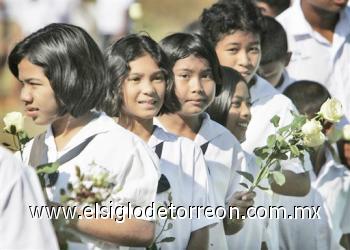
228;191;256;220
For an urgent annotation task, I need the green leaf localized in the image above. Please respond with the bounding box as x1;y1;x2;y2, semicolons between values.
166;222;173;231
147;243;158;250
278;125;291;135
270;115;280;128
36;162;59;175
254;146;270;160
271;171;286;186
290;145;300;157
10;125;16;135
159;237;175;243
257;185;270;191
291;115;307;130
267;135;277;148
236;170;254;183
239;182;249;189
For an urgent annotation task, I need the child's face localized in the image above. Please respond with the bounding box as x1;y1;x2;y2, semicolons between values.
226;81;251;142
18;58;60;125
121;54;166;120
172;55;215;116
215;31;261;83
258;59;286;87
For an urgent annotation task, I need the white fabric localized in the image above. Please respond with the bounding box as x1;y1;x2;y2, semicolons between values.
0;147;59;250
276;69;295;93
144;126;217;250
278;149;350;250
156;113;248;250
226;152;270;250
277;1;350;120
95;0;134;35
19;113;159;250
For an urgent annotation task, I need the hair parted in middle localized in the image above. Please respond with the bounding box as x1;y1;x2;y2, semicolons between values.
160;32;223;94
101;33;180;117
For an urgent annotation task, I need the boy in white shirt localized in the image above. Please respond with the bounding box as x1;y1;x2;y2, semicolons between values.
201;1;312;248
258;16;294;93
8;23;159;249
282;80;350;250
277;0;350;120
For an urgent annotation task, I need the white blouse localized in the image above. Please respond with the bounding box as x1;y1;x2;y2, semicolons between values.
19;113;160;250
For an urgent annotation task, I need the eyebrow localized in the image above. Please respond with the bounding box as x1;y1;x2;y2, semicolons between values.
19;77;42;83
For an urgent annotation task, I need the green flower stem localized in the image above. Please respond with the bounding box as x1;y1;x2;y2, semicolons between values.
15;133;24;161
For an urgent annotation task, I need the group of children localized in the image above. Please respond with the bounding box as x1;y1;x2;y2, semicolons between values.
1;0;350;250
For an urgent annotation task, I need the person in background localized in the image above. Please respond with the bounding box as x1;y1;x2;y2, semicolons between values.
258;16;293;92
277;0;350;121
281;80;350;250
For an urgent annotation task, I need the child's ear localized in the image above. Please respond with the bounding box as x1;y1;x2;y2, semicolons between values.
284;52;292;67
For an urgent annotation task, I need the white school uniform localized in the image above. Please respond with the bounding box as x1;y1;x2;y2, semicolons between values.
242;75;312;249
0;147;59;250
277;0;350;120
19;112;159;250
145;126;217;250
156;113;248;250
226;152;270;250
279;149;350;250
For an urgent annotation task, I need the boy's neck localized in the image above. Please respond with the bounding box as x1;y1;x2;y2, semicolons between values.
310;145;327;177
51;111;97;152
301;0;340;43
158;113;203;140
117;115;153;142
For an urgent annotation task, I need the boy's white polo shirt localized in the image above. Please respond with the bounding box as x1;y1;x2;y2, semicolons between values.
277;0;350;120
0;147;59;250
156;113;247;250
279;149;350;250
20;112;159;250
144;126;217;250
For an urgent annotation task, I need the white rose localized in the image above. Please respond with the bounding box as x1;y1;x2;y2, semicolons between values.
319;98;343;123
129;3;143;20
3;112;24;133
301;119;322;136
304;132;326;147
343;124;350;141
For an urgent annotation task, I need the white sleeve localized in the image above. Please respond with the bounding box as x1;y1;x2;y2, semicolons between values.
191;145;218;232
226;143;247;204
113;139;159;221
0;148;59;250
340;177;350;234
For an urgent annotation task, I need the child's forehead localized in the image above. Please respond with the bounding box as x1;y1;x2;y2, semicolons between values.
218;30;261;45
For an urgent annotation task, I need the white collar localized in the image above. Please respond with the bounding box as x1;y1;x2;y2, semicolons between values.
194;113;230;146
249;75;280;104
284;0;350;38
44;112;115;152
148;126;178;149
